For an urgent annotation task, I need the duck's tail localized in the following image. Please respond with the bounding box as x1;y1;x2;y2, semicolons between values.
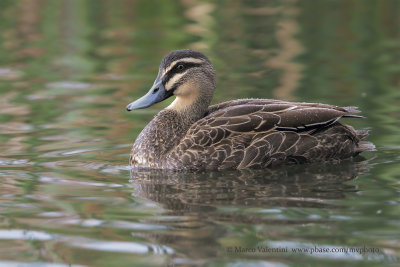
355;129;376;152
356;141;376;152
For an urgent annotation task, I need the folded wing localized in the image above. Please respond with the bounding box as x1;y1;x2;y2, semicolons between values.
168;99;365;170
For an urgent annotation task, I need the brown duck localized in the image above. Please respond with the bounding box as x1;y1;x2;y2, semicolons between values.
126;49;374;171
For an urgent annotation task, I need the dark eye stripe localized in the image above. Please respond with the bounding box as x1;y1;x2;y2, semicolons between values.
163;62;202;85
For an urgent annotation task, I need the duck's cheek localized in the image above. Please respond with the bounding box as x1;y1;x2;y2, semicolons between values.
173;83;199;97
165;71;188;91
173;85;185;96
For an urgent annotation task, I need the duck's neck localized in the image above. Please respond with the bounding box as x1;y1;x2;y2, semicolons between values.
167;93;212;124
131;94;212;167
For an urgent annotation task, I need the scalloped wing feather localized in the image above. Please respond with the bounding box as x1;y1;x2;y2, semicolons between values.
168;99;367;171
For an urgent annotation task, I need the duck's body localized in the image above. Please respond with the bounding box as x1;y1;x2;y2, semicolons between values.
127;50;374;171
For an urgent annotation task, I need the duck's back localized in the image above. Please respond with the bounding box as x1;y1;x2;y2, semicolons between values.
167;99;375;171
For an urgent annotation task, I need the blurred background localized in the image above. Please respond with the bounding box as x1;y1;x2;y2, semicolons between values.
0;0;399;266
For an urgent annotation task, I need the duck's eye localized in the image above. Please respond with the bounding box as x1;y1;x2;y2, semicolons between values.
177;64;184;70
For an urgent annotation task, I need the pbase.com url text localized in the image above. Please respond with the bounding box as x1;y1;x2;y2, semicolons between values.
226;246;380;255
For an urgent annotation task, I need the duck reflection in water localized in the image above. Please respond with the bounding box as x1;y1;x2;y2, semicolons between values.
130;159;369;211
129;159;371;260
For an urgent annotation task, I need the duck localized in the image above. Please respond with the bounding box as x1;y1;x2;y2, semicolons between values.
126;49;375;171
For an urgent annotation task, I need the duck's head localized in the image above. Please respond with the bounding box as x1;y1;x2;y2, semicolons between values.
126;49;216;112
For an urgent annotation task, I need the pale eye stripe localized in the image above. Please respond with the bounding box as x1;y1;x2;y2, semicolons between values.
162;57;204;77
165;70;188;91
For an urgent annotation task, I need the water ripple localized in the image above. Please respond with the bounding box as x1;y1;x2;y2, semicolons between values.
0;261;85;267
71;240;174;254
0;229;174;255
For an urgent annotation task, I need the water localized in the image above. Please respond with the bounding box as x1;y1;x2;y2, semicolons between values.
0;0;399;266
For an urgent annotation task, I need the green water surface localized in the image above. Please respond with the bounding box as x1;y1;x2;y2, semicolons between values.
0;0;399;266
